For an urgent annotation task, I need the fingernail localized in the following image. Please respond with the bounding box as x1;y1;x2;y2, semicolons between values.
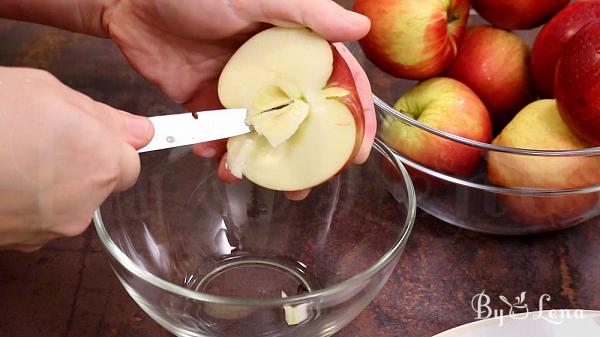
200;147;217;158
345;11;370;27
126;115;153;143
286;189;311;201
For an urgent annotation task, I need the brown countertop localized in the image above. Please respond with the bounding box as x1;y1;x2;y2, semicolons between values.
1;20;599;337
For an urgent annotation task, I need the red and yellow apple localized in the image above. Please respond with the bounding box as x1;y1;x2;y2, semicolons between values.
555;19;600;145
488;100;600;226
446;25;535;131
472;0;569;30
217;27;364;191
380;77;492;176
531;0;600;98
353;0;470;80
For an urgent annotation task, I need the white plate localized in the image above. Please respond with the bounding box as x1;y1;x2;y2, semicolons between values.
434;310;600;337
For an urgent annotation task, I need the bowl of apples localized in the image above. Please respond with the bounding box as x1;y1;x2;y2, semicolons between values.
94;27;416;337
341;0;600;234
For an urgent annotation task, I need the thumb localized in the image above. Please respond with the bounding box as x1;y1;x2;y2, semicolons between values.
96;102;154;150
121;112;154;149
113;140;142;192
239;0;371;42
89;103;150;192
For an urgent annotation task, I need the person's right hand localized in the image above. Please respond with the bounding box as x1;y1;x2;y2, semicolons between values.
0;66;153;252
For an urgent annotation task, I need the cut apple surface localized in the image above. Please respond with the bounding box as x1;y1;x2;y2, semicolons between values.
218;27;364;191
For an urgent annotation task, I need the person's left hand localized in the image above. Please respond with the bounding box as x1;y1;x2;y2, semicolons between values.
103;0;375;199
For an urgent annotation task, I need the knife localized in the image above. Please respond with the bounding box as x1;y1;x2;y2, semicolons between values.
138;108;251;153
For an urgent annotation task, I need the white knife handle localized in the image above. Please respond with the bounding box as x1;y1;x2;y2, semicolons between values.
138;108;250;153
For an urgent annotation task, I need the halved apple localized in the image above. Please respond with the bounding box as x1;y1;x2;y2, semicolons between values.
218;27;364;191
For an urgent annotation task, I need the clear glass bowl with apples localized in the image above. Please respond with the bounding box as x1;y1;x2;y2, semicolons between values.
338;1;600;234
373;95;600;235
93;139;416;337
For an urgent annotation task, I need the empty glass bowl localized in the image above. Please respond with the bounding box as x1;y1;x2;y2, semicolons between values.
93;139;416;337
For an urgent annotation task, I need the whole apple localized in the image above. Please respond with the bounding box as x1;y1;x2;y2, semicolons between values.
446;25;535;131
218;27;365;191
555;19;600;145
531;0;600;98
488;100;600;226
380;77;492;176
353;0;470;80
472;0;568;30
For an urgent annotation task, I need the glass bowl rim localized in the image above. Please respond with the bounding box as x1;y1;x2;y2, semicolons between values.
390;146;600;195
93;138;417;306
374;95;600;156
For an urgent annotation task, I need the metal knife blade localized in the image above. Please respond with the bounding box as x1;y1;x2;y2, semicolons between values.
138;108;251;153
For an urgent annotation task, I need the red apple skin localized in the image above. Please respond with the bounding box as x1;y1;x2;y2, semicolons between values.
472;0;569;30
353;0;470;80
555;20;600;146
531;0;600;98
327;45;365;160
446;25;535;131
380;77;492;176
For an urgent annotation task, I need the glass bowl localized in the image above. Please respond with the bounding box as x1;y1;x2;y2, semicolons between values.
341;8;600;235
93;139;416;337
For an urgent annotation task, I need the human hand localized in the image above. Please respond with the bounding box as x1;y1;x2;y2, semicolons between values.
103;0;375;199
0;67;153;251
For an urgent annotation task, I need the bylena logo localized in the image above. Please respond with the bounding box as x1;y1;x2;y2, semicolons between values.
471;291;585;327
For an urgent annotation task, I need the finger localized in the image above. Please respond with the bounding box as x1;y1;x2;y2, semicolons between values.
49;217;92;238
218;153;242;184
192;139;227;160
2;232;60;252
113;140;142;192
9;244;44;253
69;90;154;150
285;189;311;201
236;0;371;42
116;110;155;150
333;43;376;164
99;106;154;150
128;115;153;149
64;92;145;192
183;79;223;111
96;105;146;190
184;80;230;160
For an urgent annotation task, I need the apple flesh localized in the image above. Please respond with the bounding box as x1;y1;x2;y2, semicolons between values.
380;77;492;176
555;19;600;145
446;25;535;131
531;0;600;98
353;0;470;80
472;0;569;30
218;27;364;191
488;100;600;226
